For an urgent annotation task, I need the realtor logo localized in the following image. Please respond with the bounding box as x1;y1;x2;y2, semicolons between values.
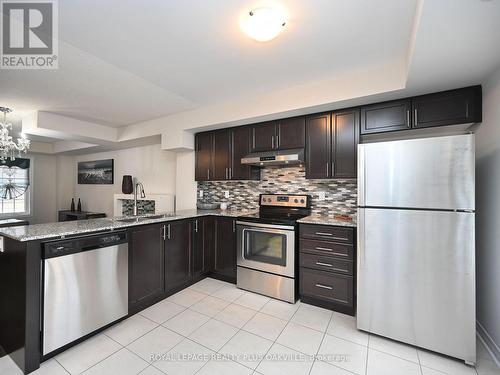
1;0;58;69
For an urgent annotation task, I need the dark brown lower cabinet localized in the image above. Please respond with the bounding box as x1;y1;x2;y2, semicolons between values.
165;220;192;292
214;217;237;280
193;217;215;277
299;223;356;315
129;224;165;310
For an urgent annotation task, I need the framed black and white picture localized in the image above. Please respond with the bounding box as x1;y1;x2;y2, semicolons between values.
77;159;114;184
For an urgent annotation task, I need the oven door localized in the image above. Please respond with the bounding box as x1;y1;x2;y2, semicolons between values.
236;221;295;278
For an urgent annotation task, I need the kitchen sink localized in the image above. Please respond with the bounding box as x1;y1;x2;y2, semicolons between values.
115;217;147;223
115;213;176;223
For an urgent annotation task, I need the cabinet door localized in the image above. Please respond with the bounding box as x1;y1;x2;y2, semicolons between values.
203;217;215;273
250;121;277;152
412;86;482;129
360;100;411;135
192;218;204;277
213;130;231;180
214;217;236;279
195;132;214;181
193;217;215;277
231;127;255;180
305;113;331;179
277;116;305;150
332;108;359;179
129;225;165;307
165;220;192;292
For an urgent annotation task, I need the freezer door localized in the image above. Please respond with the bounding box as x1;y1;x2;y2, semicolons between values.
358;134;474;210
357;208;476;363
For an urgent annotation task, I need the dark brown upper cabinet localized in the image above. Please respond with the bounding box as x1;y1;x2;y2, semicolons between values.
250;121;277;152
412;86;482;129
250;117;305;152
305;113;331;179
213;129;231;180
360;99;411;135
305;110;359;179
277;117;306;150
231;127;258;180
360;86;482;135
195;132;214;181
332;109;359;179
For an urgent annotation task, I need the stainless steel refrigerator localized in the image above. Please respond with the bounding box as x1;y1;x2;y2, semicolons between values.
357;134;476;365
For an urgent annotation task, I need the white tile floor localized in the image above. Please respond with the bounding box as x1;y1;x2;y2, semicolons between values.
1;277;499;375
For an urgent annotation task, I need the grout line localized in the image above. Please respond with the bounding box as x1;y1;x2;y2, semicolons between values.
308;311;334;375
364;333;370;375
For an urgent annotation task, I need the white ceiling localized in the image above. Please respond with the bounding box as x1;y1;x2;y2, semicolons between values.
1;0;500;151
1;0;417;127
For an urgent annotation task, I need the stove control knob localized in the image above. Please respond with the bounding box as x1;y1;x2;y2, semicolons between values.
294;199;298;203
300;199;305;203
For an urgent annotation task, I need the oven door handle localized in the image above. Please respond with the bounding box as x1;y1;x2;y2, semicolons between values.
236;221;295;231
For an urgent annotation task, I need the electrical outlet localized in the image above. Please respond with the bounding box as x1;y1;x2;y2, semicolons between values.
318;191;326;201
224;190;230;199
199;190;204;198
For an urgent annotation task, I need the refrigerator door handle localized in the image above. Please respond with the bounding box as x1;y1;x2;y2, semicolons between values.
358;208;365;269
358;144;365;206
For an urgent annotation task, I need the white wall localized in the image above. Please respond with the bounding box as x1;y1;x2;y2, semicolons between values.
475;64;500;360
59;144;177;217
20;153;59;224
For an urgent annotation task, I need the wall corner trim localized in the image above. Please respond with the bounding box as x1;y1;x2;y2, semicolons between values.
477;320;500;368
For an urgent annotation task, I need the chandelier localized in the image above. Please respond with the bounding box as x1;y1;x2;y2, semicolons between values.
0;107;30;162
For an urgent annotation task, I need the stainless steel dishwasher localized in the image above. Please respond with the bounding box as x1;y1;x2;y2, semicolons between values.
42;231;128;355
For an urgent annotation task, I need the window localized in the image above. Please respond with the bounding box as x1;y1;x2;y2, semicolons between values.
0;158;30;216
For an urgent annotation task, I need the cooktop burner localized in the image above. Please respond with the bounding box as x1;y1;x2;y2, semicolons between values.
237;194;311;226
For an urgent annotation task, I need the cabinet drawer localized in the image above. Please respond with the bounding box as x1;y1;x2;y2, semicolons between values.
299;239;354;260
300;224;354;243
300;253;353;275
300;268;353;307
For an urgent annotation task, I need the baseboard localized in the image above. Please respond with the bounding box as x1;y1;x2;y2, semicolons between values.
477;320;500;368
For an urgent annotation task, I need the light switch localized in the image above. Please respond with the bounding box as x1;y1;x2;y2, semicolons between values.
224;190;230;198
318;191;326;201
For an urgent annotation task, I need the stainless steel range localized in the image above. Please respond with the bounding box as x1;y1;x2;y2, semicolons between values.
236;194;311;303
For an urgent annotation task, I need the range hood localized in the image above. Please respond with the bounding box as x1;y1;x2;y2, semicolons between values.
241;148;304;167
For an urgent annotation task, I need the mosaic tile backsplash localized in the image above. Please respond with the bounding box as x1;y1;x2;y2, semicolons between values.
197;167;357;217
122;199;156;216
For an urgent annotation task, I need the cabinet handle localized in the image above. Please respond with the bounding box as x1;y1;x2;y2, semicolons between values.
315;283;333;290
315;232;333;236
194;220;198;233
271;135;275;149
162;225;166;240
207;169;210;180
331;162;334;176
232;220;236;233
276;134;279;149
167;224;171;240
315;246;333;251
229;167;232;179
406;109;410;127
414;108;418;126
316;261;333;267
326;163;329;176
225;168;228;179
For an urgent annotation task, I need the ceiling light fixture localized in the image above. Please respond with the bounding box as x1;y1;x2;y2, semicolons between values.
241;7;287;42
0;107;31;162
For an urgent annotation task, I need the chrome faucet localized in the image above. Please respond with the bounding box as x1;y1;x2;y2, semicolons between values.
133;179;146;216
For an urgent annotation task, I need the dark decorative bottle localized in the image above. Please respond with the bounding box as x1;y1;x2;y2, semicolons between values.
70;198;75;211
77;198;82;212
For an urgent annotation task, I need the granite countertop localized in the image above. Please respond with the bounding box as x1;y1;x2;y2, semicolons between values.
297;214;357;227
0;208;256;242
